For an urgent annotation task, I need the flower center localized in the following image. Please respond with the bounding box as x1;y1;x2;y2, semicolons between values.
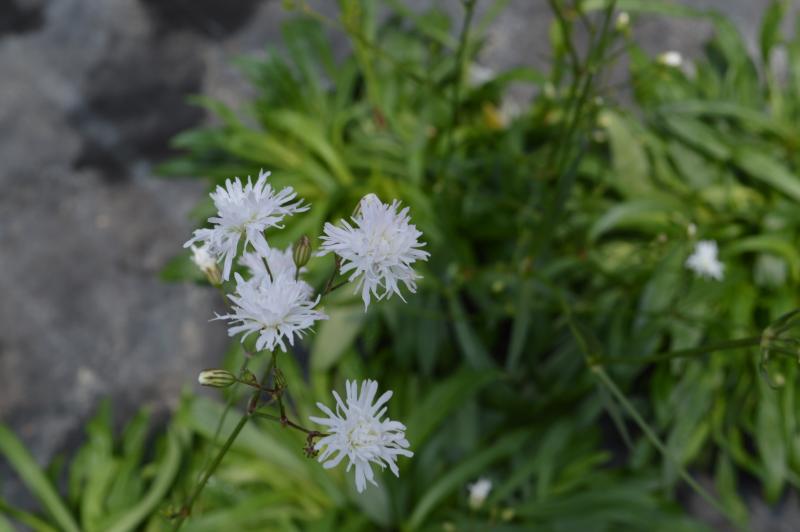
348;418;379;449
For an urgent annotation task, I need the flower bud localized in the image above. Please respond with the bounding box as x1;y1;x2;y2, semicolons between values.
615;11;630;32
293;235;312;269
198;369;236;388
657;51;683;68
241;369;258;386
190;245;222;286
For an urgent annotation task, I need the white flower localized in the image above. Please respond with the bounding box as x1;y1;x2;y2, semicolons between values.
310;379;413;493
240;244;311;295
658;51;683;68
215;272;327;352
184;170;309;281
318;194;430;309
686;240;724;280
190;244;221;285
467;478;492;510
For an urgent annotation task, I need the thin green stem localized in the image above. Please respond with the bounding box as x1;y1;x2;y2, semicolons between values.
198;288;255;482
171;413;250;531
172;359;275;530
252;412;326;436
593;337;762;365
440;0;478;179
196;358;249;483
591;367;742;528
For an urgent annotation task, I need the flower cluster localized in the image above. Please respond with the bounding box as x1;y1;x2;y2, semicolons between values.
188;171;425;492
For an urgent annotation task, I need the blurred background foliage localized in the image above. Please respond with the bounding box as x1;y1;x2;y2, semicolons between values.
4;0;800;530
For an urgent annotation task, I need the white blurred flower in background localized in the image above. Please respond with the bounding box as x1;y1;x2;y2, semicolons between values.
686;240;725;281
467;478;493;510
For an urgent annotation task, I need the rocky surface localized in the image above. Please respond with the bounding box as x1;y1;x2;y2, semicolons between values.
0;0;789;527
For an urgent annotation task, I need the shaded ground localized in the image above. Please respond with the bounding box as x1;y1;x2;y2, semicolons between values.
0;0;792;528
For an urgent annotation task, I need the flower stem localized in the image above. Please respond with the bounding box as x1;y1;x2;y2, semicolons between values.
439;0;477;178
252;412;325;436
592;337;761;365
320;258;341;297
172;358;276;530
171;412;250;531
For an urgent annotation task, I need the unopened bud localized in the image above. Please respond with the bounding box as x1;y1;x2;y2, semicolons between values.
241;369;258;386
198;369;236;388
615;11;630;32
273;368;287;391
657;51;683;68
190;245;222;286
293;235;312;269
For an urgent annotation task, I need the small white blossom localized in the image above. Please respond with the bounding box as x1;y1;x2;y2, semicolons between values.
658;51;683;68
239;244;311;295
686;240;724;281
190;244;221;285
215;272;327;352
467;478;492;510
310;380;413;493
184;170;309;281
318;194;430;309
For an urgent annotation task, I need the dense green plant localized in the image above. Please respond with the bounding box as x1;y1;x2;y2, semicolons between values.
4;0;800;530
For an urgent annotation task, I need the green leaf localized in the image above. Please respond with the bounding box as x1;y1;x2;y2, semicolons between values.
347;477;392;528
265;110;354;186
726;234;800;281
757;380;787;501
0;499;59;532
600;110;652;196
732;147;800;203
447;293;495;369
759;0;787;64
505;279;532;371
0;426;80;532
104;429;182;532
589;198;680;241
405;368;502;450
661;115;731;161
311;305;366;372
406;430;531;530
656;101;796;140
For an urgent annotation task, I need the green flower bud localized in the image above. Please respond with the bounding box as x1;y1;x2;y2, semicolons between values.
241;369;258;386
292;235;312;269
198;369;236;388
